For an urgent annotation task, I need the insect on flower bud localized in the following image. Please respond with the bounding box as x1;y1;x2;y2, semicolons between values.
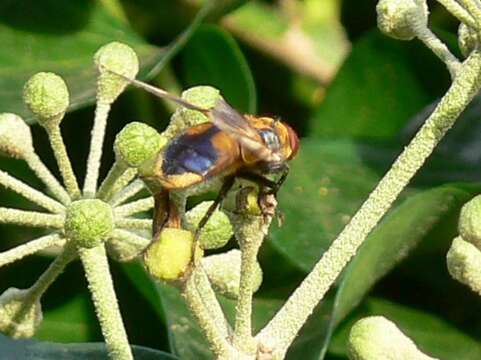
223;186;263;216
0;113;33;159
163;86;221;138
202;249;263;299
459;195;481;251
186;201;233;250
348;316;436;360
0;287;42;338
94;42;139;104
447;236;481;296
65;199;114;249
458;23;479;58
376;0;428;41
143;228;203;281
23;72;69;127
114;122;166;168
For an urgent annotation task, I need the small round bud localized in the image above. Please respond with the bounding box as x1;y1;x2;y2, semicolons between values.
0;288;42;338
94;42;139;104
458;23;478;58
202;249;263;299
348;316;436;360
186;201;233;250
447;236;481;296
143;228;203;281
163;86;221;139
459;195;481;250
114;122;166;168
376;0;428;41
0;113;33;159
23;72;69;126
65;199;114;248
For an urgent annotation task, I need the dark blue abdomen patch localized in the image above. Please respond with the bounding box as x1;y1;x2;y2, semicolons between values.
162;126;220;176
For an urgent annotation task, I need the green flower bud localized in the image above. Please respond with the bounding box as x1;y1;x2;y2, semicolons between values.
23;72;69;127
376;0;428;41
202;249;262;299
348;316;436;360
459;195;481;250
65;200;114;248
186;201;233;250
94;42;139;104
114;122;166;168
447;236;481;296
0;288;42;338
0;113;33;159
458;23;478;58
143;228;203;281
163;86;221;139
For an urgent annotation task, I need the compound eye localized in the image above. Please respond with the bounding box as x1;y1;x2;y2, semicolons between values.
259;128;281;152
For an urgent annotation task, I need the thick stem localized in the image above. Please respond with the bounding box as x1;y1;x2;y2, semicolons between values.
256;51;481;357
233;217;264;352
83;102;111;198
459;0;481;28
47;125;80;199
0;208;64;228
0;234;65;268
79;244;133;360
183;268;233;358
114;197;154;217
25;152;71;205
0;170;65;213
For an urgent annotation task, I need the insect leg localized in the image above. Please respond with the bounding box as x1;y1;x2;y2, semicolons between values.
152;189;181;239
237;164;290;196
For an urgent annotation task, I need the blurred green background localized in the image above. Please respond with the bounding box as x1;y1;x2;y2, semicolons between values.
1;0;481;359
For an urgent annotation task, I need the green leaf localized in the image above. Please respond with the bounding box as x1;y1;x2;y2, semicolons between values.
0;334;178;359
328;297;481;360
0;0;211;122
309;29;450;139
181;25;257;113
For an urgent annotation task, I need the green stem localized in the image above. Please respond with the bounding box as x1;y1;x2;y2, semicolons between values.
79;244;133;360
115;218;152;231
0;208;64;228
256;51;481;358
25;152;71;205
436;0;478;29
0;234;65;268
114;197;153;217
97;161;128;200
459;0;481;28
83;102;111;198
47;125;80;199
110;179;145;206
0;170;65;213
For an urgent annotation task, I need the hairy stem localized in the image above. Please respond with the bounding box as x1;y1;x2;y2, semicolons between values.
256;51;481;357
83;102;111;198
110;179;146;206
0;234;65;268
0;170;65;213
115;218;152;231
436;0;478;29
114;197;153;217
25;152;71;205
459;0;481;27
47;125;80;199
97;162;128;200
79;244;133;360
0;208;64;228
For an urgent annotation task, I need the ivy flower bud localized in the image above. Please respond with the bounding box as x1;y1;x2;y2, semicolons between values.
376;0;428;41
348;316;436;360
459;195;481;251
0;288;42;338
202;249;263;299
143;228;203;281
94;42;139;104
23;72;69;127
447;237;481;296
65;199;114;248
0;113;33;159
186;201;233;250
458;23;478;58
114;122;166;168
163;86;221;139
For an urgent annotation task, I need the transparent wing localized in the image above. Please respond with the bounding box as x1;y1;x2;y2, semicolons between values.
209;99;273;160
